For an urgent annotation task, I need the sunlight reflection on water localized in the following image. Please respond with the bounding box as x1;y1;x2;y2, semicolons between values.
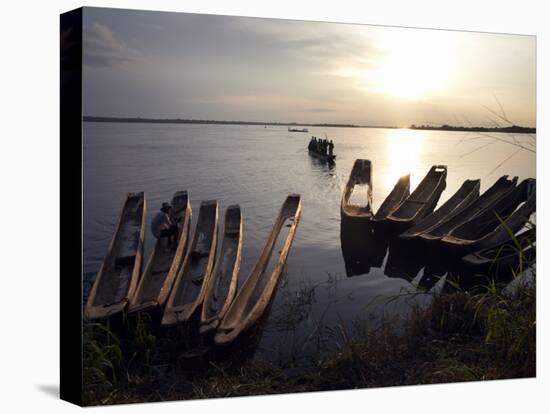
384;128;425;190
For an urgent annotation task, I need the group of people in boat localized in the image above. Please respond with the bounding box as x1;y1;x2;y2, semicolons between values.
308;136;335;156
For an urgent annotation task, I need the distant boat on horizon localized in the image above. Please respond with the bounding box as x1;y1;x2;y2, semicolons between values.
288;127;309;133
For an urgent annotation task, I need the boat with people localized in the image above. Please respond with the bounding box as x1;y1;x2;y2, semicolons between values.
85;192;146;320
162;200;219;325
308;136;336;163
214;194;302;346
308;149;336;163
341;159;372;222
386;165;447;228
200;205;243;335
128;191;192;314
288;127;309;132
400;179;480;240
418;175;518;243
441;178;536;252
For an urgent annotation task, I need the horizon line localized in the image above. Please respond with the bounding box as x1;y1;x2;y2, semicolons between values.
83;115;399;129
82;115;536;132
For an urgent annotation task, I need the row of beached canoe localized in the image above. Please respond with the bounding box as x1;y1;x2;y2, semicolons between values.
341;159;536;271
85;193;302;346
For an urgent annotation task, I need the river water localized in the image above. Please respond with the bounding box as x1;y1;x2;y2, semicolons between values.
83;121;535;366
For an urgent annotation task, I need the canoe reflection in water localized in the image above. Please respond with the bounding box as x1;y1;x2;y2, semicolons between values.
340;219;387;277
340;220;532;291
339;222;441;289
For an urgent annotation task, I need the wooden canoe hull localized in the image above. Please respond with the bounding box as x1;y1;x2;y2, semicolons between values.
462;227;536;270
341;159;373;222
162;200;218;325
386;165;447;228
372;174;411;221
200;205;243;335
441;179;536;252
418;175;518;243
399;179;480;240
128;191;192;314
214;194;302;346
85;192;146;320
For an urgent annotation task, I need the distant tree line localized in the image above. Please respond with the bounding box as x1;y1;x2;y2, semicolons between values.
83;116;363;129
410;124;536;134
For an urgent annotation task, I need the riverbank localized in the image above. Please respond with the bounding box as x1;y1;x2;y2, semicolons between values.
83;270;535;406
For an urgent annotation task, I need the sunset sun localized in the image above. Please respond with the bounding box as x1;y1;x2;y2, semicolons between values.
366;29;454;100
371;53;449;99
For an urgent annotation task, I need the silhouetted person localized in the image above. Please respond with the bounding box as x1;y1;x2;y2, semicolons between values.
328;140;334;156
310;137;317;151
151;202;178;248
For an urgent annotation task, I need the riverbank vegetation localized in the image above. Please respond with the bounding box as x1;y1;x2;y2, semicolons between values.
83;265;535;405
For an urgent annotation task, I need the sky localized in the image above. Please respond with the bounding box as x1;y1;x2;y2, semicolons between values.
82;7;536;127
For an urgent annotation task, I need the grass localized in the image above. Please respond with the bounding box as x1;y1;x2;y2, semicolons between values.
82;269;535;405
316;278;535;390
316;226;536;388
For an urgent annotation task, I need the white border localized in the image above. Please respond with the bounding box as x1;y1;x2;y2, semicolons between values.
0;1;547;413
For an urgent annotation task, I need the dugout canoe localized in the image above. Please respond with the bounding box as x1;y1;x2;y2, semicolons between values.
308;149;336;163
400;179;480;240
162;200;218;325
214;194;302;346
128;191;192;313
372;174;410;221
85;192;146;319
200;205;243;335
341;159;372;221
386;165;447;227
441;178;535;252
419;175;517;242
462;227;536;270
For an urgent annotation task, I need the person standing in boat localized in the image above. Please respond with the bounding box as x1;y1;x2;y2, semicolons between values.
151;202;178;248
328;140;334;156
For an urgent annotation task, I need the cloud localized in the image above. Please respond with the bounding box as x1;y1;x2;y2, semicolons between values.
232;18;382;68
83;22;143;68
82;10;535;126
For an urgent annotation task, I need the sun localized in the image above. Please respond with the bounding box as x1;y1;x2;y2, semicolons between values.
374;56;440;99
366;29;455;100
370;49;449;100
